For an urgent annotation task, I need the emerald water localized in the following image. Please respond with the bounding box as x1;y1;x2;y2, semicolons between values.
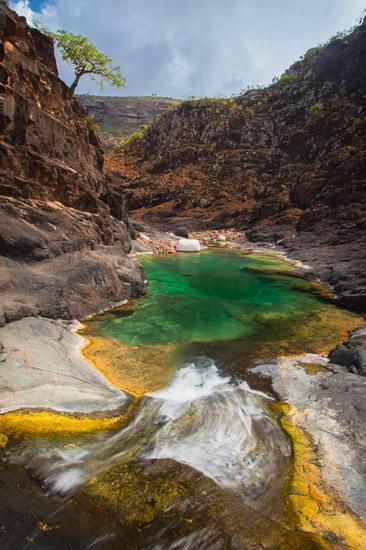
96;252;305;344
93;252;310;344
86;250;357;374
2;250;363;549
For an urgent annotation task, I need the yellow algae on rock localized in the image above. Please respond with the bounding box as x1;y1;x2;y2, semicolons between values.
0;411;125;438
81;336;176;396
278;404;366;550
87;462;186;524
0;433;8;449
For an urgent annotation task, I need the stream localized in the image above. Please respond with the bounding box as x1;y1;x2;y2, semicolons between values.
1;249;364;549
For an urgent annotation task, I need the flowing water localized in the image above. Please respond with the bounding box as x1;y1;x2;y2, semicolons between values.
1;249;364;549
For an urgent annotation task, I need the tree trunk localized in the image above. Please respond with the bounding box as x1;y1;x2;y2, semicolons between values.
69;73;82;95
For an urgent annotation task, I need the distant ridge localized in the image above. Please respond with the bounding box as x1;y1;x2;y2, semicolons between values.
77;95;181;138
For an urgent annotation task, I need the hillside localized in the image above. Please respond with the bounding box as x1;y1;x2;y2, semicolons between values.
0;4;145;323
77;95;181;140
110;18;366;310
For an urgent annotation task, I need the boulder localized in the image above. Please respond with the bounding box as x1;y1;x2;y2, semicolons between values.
174;227;189;238
328;328;366;376
177;238;201;252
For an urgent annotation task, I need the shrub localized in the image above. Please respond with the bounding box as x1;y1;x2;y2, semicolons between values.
278;71;300;85
304;46;323;61
309;102;323;117
83;114;100;133
122;125;148;144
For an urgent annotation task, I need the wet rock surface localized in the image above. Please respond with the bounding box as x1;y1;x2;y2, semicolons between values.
1;5;366;548
0;457;322;550
267;234;366;313
0;4;145;322
254;354;366;522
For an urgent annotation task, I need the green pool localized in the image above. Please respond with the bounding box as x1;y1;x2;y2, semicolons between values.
86;249;358;362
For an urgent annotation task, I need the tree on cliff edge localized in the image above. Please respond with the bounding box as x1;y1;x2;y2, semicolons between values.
48;30;125;95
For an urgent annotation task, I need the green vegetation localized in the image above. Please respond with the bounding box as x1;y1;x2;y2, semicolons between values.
83;114;101;133
304;19;363;62
309;102;323;117
280;181;293;192
241;84;267;93
122;125;148;144
278;71;300;85
303;46;323;61
43;29;125;95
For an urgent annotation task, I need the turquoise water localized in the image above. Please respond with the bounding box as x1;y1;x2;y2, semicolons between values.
88;250;344;348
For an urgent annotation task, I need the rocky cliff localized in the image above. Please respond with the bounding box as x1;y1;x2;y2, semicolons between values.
77;95;181;142
0;4;145;323
112;18;366;310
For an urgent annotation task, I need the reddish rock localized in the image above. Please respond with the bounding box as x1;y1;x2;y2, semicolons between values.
0;4;145;322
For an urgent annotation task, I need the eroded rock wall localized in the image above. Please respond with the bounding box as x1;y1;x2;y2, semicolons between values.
0;4;145;323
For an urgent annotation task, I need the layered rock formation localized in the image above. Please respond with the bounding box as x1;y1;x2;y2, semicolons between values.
0;4;145;323
113;17;366;309
77;95;181;143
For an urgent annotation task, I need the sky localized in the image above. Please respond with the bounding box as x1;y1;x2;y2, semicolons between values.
10;0;366;98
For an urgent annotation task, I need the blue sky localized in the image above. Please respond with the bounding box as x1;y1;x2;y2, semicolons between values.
28;0;44;10
11;0;366;98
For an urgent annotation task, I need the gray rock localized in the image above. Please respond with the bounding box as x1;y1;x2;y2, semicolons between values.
328;328;366;375
254;354;366;521
0;317;130;415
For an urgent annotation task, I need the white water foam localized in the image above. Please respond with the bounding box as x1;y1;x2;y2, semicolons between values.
146;359;286;495
7;358;290;504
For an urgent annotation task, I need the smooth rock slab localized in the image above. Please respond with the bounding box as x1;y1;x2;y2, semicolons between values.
177;238;201;252
253;354;366;521
0;317;129;415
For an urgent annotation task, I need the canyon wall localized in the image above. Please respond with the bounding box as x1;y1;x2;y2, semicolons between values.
114;18;366;309
0;4;145;323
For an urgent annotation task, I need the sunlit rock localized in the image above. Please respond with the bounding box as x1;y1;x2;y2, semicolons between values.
177;238;201;252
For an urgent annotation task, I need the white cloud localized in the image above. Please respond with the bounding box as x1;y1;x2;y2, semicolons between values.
11;0;35;22
10;0;366;98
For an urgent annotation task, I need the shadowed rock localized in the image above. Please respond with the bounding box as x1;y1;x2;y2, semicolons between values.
328;328;366;375
0;4;145;322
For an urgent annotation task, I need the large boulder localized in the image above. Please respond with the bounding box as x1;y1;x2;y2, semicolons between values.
177;238;201;252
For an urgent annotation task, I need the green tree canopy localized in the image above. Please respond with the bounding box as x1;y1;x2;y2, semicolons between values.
48;30;125;95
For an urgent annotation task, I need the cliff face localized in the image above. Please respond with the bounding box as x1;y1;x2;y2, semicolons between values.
113;18;366;309
77;95;181;144
0;5;145;323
